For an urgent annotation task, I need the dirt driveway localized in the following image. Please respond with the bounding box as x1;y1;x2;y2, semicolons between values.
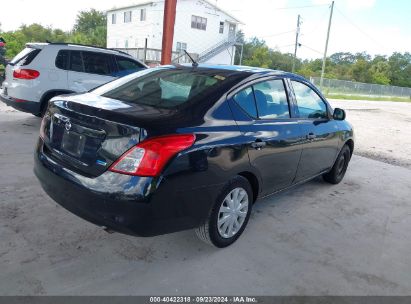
0;100;410;295
329;99;411;169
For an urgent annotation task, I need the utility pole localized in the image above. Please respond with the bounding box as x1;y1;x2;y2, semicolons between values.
320;1;334;88
292;14;301;73
160;0;177;65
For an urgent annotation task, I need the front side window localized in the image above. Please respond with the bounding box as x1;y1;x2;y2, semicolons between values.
191;15;207;30
292;81;328;119
97;69;227;109
112;13;117;24
253;80;290;119
82;51;111;76
124;11;132;23
140;9;146;21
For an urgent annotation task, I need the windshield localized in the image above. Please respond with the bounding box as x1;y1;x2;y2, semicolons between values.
94;67;231;109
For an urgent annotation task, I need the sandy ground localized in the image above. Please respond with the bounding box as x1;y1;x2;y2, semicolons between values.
0;100;410;295
329;99;411;169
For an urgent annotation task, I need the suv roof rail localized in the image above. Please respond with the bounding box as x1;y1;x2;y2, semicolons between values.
45;42;133;56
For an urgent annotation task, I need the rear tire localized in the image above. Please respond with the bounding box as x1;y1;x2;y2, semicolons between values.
323;145;351;184
195;176;253;248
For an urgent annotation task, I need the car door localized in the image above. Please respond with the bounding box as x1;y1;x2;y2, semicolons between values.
67;50;115;92
289;79;340;181
229;77;304;195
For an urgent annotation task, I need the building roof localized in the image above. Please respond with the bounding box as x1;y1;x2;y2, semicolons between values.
106;1;154;13
106;0;243;24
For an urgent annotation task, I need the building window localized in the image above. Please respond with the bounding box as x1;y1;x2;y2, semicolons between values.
112;13;117;24
219;21;224;34
124;11;132;23
176;42;187;53
191;15;207;31
140;9;146;21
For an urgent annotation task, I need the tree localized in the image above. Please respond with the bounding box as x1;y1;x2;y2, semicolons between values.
73;9;107;47
388;52;411;87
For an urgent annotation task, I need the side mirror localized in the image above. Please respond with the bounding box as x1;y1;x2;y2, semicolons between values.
333;108;346;120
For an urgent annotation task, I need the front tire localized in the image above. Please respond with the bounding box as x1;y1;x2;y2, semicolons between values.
195;176;253;248
323;144;351;184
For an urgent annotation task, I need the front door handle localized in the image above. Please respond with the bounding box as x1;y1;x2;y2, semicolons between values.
251;140;267;150
306;133;316;140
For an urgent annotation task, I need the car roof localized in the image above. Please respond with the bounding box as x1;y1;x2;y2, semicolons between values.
25;42;135;58
176;63;306;80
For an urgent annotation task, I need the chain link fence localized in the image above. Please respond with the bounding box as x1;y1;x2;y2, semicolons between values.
310;77;411;99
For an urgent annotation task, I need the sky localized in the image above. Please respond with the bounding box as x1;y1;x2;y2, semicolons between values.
0;0;410;59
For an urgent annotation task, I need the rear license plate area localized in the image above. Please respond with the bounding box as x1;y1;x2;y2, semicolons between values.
61;130;86;157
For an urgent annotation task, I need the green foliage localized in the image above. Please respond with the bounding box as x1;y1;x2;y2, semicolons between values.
238;37;411;88
0;9;107;59
72;9;107;47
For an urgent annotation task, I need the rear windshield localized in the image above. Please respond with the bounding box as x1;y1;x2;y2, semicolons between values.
10;47;41;66
96;68;233;108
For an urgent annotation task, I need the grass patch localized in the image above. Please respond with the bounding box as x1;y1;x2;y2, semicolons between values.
326;94;411;102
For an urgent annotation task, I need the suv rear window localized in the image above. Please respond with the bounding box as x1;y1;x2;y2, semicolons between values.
10;47;41;66
96;68;230;108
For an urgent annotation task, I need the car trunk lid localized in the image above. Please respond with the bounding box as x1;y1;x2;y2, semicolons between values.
40;93;165;177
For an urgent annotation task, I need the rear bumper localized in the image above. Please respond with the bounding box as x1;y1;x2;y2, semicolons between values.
34;138;222;237
0;89;40;114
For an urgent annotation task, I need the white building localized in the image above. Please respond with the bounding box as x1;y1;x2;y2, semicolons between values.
106;0;243;65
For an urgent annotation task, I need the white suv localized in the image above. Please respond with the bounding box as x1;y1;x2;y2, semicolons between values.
0;42;147;116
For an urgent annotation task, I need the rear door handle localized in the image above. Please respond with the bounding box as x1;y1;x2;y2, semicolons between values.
251;141;267;150
306;133;316;140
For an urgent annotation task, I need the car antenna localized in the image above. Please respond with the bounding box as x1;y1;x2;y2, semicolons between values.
184;50;198;67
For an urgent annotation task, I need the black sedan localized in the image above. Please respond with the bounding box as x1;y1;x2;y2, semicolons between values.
34;64;354;247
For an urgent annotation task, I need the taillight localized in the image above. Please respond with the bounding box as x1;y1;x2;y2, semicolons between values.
109;134;196;177
13;69;40;80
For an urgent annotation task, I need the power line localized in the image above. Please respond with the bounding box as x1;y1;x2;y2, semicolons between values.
300;44;323;55
224;4;329;12
272;4;329;10
260;30;295;38
299;7;330;38
334;6;387;50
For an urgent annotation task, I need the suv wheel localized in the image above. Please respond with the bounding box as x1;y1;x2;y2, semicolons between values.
195;176;253;248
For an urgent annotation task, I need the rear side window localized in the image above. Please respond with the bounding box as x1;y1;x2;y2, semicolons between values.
233;87;257;118
233;79;290;119
292;81;328;119
82;51;112;76
97;69;228;108
116;56;145;72
56;50;113;76
55;50;69;69
10;47;41;66
253;80;290;119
